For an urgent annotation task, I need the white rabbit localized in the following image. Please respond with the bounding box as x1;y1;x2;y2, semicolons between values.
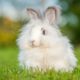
17;6;77;72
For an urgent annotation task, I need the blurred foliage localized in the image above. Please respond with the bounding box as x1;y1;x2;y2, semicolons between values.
0;16;22;46
60;0;80;46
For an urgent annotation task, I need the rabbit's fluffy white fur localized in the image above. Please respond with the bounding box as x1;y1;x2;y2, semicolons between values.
17;7;77;72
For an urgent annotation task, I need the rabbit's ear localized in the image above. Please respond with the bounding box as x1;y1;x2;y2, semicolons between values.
27;8;40;20
44;6;61;25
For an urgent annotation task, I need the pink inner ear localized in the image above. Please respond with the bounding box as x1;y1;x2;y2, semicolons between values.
44;7;58;24
48;10;56;21
47;7;59;19
27;8;40;19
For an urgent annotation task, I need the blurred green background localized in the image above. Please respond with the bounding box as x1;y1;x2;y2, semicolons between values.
0;0;80;71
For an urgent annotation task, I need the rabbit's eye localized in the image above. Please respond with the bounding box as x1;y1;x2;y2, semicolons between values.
41;28;46;35
42;30;46;35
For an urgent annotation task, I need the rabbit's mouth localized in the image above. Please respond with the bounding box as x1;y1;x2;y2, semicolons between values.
31;44;39;48
30;43;49;49
31;43;42;48
28;40;50;48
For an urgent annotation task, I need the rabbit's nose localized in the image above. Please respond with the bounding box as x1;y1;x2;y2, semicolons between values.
31;40;35;46
30;40;39;47
32;40;35;43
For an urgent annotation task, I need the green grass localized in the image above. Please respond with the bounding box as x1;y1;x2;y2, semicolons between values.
0;46;80;80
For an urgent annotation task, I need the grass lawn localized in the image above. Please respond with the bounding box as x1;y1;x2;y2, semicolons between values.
0;46;80;80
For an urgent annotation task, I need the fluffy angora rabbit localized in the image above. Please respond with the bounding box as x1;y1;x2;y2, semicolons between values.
17;6;77;72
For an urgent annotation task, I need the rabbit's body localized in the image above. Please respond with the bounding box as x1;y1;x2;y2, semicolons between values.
17;7;77;72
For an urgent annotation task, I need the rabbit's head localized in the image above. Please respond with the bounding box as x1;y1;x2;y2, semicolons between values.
24;6;61;48
26;6;61;48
